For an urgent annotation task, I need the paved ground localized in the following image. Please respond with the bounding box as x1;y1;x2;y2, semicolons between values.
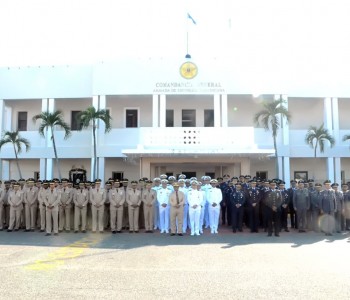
0;228;349;300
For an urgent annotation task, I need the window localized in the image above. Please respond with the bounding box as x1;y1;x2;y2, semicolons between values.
71;111;82;130
182;172;196;179
182;109;196;127
205;172;215;179
34;172;40;181
126;109;138;128
166;172;173;177
166;110;174;127
204;110;214;127
17;112;27;131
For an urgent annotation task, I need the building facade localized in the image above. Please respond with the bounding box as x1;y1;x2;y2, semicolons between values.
1;57;350;186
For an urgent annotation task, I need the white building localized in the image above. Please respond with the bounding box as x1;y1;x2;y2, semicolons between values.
1;57;350;186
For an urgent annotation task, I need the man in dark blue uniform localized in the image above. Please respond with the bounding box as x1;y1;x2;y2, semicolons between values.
320;180;336;236
341;183;350;230
219;174;230;225
287;180;298;229
230;182;246;233
247;179;260;233
279;181;290;232
309;183;322;232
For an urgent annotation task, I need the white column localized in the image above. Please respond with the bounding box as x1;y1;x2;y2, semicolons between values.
324;97;332;129
221;94;228;127
159;94;166;127
0;100;4;178
278;156;283;179
98;157;105;182
46;98;55;179
334;157;341;184
152;94;159;127
91;95;99;181
39;158;46;180
326;157;335;182
2;160;10;180
214;94;221;127
282;157;291;188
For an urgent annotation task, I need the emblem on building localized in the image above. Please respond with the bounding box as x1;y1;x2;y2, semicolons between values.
180;61;198;79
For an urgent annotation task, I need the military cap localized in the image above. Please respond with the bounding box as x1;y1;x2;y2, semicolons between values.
131;180;138;184
204;176;211;181
26;178;35;183
160;174;168;179
168;176;176;181
232;176;238;180
79;182;85;186
217;177;223;181
145;180;153;184
153;177;161;182
173;182;179;187
18;178;26;183
108;178;114;182
13;182;20;186
290;179;297;183
235;182;242;186
61;178;68;183
308;179;314;183
190;180;198;185
113;179;119;183
122;178;129;182
160;179;168;184
239;175;244;178
52;178;60;182
105;181;112;186
197;182;203;186
298;180;304;184
178;174;186;179
279;181;285;185
139;178;145;182
341;183;348;186
223;174;230;178
331;183;339;187
210;179;218;184
4;180;10;185
178;179;185;183
245;175;251;179
269;180;277;184
37;180;42;183
49;181;55;185
190;177;198;181
185;179;191;183
324;180;331;184
42;180;49;185
95;179;102;183
315;183;322;187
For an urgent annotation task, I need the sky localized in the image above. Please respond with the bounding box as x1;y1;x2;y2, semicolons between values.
0;0;350;73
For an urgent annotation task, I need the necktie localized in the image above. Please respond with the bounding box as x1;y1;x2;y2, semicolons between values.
176;191;179;204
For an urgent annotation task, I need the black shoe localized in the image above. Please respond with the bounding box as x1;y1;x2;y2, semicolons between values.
45;233;51;236
232;230;236;233
14;229;19;232
267;233;272;237
82;230;86;233
298;230;303;233
116;231;122;233
7;229;12;232
74;231;78;233
54;233;58;236
31;229;35;232
275;234;280;237
99;231;104;234
66;230;70;233
112;231;116;234
149;230;153;233
40;229;45;232
59;230;63;233
238;229;243;232
178;233;183;236
284;228;290;232
24;229;30;232
170;233;176;236
0;229;3;231
129;231;133;233
134;231;139;233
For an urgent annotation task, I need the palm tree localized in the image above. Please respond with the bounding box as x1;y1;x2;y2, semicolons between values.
77;106;112;180
0;131;30;179
254;97;291;178
32;110;71;180
342;134;350;147
305;124;335;157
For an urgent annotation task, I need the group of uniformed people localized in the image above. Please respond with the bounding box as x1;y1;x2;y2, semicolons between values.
0;174;349;237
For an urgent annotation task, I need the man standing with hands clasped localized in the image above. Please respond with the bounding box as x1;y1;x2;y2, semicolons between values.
169;182;185;236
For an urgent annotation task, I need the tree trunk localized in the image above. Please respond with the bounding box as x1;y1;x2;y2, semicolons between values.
51;131;62;180
13;144;22;179
314;141;318;158
93;120;97;181
273;134;279;178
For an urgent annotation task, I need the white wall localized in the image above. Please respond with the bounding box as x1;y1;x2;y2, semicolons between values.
250;158;276;179
338;98;350;130
288;98;323;130
7;159;39;179
290;158;327;182
105;157;140;181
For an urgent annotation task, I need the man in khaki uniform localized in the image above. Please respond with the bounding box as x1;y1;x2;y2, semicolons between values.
169;182;185;236
126;180;141;233
24;178;39;232
90;179;105;233
142;180;156;233
7;182;24;231
104;181;112;230
74;182;89;233
58;178;73;232
0;181;4;231
44;181;61;236
38;180;49;232
2;181;11;229
122;179;129;229
109;180;125;233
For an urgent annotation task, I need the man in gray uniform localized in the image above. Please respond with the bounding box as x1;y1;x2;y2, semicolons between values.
320;180;337;236
142;180;156;233
24;178;39;232
126;181;141;233
58;178;73;232
2;181;11;229
293;181;310;232
309;183;322;232
38;180;49;232
332;183;344;233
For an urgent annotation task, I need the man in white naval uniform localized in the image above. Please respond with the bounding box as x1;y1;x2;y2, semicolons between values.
207;179;222;234
157;179;172;234
188;181;203;236
152;178;161;230
200;176;212;232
